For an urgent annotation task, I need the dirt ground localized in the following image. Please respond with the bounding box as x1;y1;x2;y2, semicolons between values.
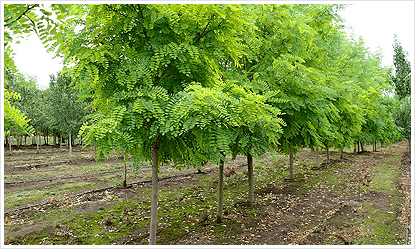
2;142;412;245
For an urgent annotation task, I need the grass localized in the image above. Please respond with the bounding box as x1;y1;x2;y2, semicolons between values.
354;160;402;245
4;147;407;245
4;181;96;208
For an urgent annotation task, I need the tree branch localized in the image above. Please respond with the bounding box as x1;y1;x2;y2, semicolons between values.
5;4;39;27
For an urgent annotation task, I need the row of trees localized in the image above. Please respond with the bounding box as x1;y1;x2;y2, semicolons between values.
4;4;411;244
4;68;87;156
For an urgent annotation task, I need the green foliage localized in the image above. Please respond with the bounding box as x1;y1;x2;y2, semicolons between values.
392;35;411;100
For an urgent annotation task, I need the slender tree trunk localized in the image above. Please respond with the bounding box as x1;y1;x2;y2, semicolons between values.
53;130;57;146
60;131;63;149
217;156;225;223
36;133;40;154
46;130;49;145
247;154;254;207
373;139;375;152
326;146;330;164
340;148;344;159
149;138;160;245
123;153;127;187
24;136;27;146
361;142;364;152
5;135;9;148
69;131;72;158
289;147;294;181
316;147;320;169
8;131;11;153
357;141;360;153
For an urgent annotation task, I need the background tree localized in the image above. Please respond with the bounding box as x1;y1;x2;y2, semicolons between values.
47;72;88;157
391;35;411;149
392;35;411;100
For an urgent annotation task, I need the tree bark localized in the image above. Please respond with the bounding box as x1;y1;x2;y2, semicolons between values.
5;135;9;148
123;153;127;188
217;156;225;223
36;133;40;154
69;131;72;157
53;130;57;146
60;131;63;149
326;146;330;164
8;131;12;153
361;141;364;152
340;148;344;159
149;138;161;245
247;154;254;207
289;147;294;180
357;141;360;153
316;147;320;169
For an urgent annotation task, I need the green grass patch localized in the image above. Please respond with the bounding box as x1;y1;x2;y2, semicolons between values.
354;161;402;245
4;181;96;208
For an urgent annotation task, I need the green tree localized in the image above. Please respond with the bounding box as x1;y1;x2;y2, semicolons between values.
57;4;283;243
392;35;411;100
47;73;87;157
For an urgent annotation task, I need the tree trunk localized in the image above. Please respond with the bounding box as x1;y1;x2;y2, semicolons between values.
357;141;360;153
53;130;57;146
46;130;49;145
69;131;72;158
316;147;320;169
361;141;364;152
149;138;160;245
24;136;27;146
326;146;330;164
36;133;40;154
247;154;254;207
408;136;411;154
217;156;225;223
8;131;11;153
5;135;9;148
373;139;375;152
60;131;63;149
123;153;127;188
289;147;294;181
340;148;344;159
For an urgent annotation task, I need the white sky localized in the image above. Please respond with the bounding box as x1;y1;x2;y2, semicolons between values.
8;1;415;89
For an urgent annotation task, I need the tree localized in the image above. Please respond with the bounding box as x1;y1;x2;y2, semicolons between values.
61;4;281;244
391;36;411;149
392;35;411;100
47;73;87;157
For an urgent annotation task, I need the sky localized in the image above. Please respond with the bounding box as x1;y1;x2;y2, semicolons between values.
8;1;415;90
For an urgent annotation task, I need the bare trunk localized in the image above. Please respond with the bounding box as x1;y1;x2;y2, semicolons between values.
53;130;57;146
357;141;360;153
123;153;127;187
8;131;11;153
69;131;72;158
60;131;63;149
373;139;375;152
326;146;330;164
361;142;364;152
36;133;40;154
24;136;27;146
247;154;254;207
316;147;320;169
289;147;294;180
340;148;344;159
149;138;160;245
217;156;225;223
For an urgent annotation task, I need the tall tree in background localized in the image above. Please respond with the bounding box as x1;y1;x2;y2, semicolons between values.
47;73;87;157
392;35;411;100
392;35;411;150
